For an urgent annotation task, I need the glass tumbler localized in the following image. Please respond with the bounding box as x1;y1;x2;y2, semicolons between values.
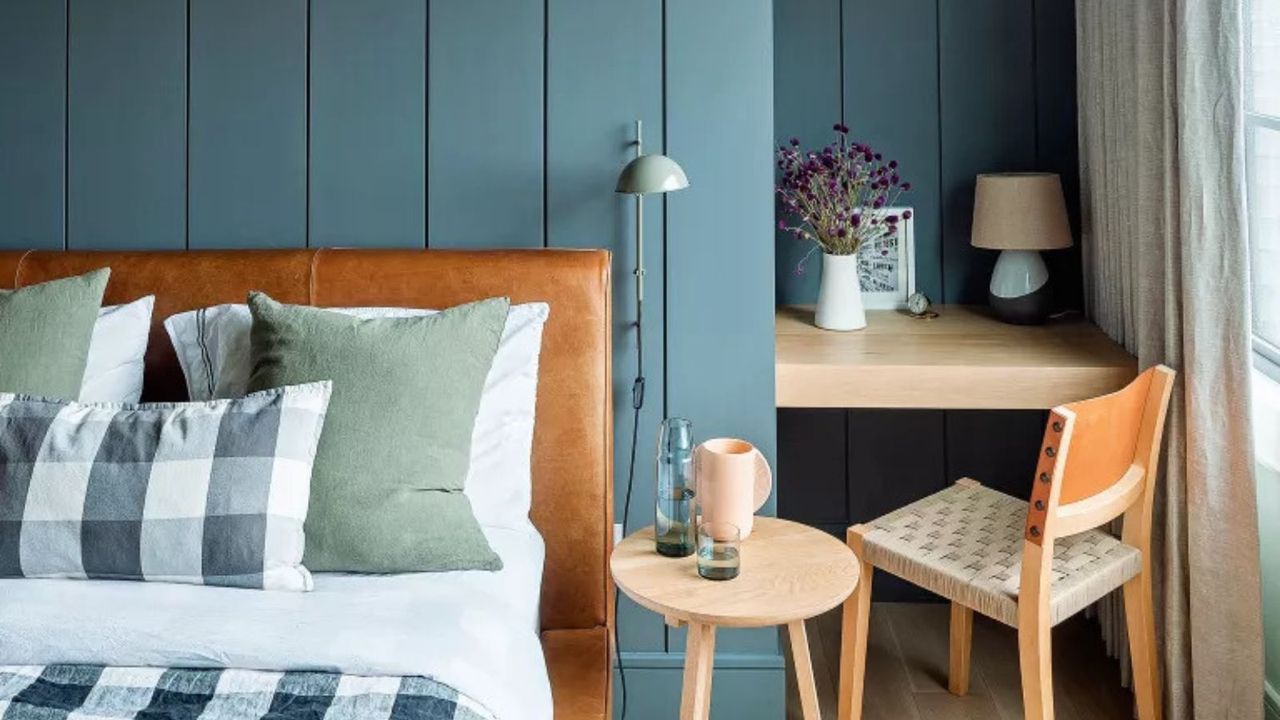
655;417;696;557
697;521;741;581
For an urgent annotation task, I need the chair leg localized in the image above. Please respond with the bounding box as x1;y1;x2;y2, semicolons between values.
948;602;973;696
1123;572;1161;720
838;526;874;720
1017;612;1054;720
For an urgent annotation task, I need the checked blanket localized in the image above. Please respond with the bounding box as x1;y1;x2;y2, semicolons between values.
0;665;494;720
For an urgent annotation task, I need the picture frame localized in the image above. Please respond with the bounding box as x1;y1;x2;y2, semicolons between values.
857;206;915;310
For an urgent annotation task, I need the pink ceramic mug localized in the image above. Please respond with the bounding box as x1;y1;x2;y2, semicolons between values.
694;438;761;539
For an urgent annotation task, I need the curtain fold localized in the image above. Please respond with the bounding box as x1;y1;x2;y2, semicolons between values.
1076;1;1262;718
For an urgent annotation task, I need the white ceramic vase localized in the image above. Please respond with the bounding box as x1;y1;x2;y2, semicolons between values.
815;252;867;331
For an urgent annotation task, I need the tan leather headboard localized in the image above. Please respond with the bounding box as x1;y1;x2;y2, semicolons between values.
0;248;613;634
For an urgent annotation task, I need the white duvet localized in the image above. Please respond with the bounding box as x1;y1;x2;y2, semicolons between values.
0;524;551;720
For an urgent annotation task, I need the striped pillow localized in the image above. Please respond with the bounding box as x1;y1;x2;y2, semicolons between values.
0;382;330;591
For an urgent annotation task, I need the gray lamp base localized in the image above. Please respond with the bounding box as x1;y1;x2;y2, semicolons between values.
989;283;1052;324
988;249;1052;325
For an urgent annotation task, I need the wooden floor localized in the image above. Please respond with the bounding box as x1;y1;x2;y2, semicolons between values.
785;602;1134;720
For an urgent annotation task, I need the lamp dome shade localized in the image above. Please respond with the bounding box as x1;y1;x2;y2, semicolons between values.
615;154;689;194
970;172;1073;250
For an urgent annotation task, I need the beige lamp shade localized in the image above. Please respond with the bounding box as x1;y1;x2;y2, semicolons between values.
970;172;1073;250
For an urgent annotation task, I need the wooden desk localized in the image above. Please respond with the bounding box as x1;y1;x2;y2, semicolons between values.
776;305;1137;409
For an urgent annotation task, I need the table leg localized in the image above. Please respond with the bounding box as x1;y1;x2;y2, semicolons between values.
788;619;822;720
680;622;716;720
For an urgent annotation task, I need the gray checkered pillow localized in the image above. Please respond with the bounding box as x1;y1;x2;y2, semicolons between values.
0;381;331;591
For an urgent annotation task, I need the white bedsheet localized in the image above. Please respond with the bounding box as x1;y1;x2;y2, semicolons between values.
0;524;550;720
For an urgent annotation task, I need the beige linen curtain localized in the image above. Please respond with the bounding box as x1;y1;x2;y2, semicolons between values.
1076;1;1262;718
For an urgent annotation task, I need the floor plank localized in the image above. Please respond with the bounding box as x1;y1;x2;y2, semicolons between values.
786;602;1134;720
884;603;977;695
969;611;1083;720
912;691;1004;720
864;609;924;720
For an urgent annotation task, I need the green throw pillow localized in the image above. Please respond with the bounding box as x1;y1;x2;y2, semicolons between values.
0;268;110;399
246;292;509;573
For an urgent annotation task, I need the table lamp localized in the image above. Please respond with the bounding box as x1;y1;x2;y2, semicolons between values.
970;172;1073;325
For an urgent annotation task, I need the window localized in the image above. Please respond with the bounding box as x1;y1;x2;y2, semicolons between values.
1246;0;1280;376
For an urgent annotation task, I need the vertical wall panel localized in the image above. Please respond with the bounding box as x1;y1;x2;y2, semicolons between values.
666;0;777;465
844;0;942;301
667;0;777;657
67;0;186;249
1035;0;1084;311
429;1;543;248
188;0;306;249
938;0;1037;302
777;408;848;525
310;0;425;247
944;410;1047;500
547;0;665;655
848;409;946;601
0;0;65;249
773;0;842;305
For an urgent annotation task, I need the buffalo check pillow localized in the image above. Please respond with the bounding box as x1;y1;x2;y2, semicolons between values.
0;381;331;591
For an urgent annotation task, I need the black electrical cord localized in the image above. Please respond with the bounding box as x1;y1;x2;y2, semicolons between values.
615;274;646;720
614;398;640;720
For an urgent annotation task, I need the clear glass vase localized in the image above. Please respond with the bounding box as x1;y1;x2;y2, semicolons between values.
655;417;696;557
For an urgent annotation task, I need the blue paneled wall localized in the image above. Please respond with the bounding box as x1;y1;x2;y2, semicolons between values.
775;0;1081;307
0;0;780;716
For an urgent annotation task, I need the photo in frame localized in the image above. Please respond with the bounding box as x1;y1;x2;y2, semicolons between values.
857;206;915;310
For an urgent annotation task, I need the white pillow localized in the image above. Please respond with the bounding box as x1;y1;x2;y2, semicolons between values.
164;301;550;530
81;296;155;403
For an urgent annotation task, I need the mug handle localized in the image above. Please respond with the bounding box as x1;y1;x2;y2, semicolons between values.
752;447;773;511
690;444;705;522
690;443;704;496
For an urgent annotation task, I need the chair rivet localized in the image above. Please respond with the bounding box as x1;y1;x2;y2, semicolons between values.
1029;526;1041;537
1052;421;1063;432
1045;446;1056;458
1034;500;1045;511
1039;472;1050;483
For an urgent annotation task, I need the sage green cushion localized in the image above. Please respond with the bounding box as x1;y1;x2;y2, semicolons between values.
0;268;110;399
246;292;509;573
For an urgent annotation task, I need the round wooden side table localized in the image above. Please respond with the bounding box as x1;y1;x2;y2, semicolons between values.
611;516;859;720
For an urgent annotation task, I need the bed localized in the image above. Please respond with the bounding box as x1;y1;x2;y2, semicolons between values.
0;249;614;720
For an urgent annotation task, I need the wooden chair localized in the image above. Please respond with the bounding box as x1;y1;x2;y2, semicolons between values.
837;365;1175;720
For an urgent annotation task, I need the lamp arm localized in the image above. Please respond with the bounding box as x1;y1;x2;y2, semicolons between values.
631;117;646;408
632;191;645;411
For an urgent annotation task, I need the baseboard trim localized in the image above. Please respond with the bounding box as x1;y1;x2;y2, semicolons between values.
1265;681;1280;720
617;651;785;670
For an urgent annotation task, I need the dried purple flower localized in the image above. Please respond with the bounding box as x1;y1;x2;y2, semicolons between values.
775;123;911;265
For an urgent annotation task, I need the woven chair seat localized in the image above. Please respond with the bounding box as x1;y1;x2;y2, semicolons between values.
861;482;1142;627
